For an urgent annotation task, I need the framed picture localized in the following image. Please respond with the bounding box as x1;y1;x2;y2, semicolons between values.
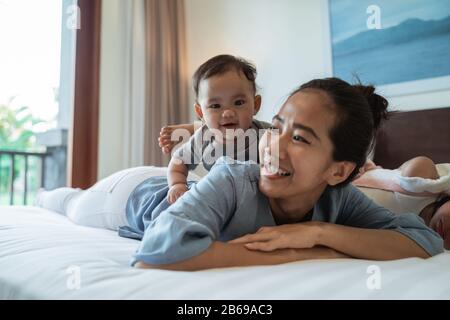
326;0;450;97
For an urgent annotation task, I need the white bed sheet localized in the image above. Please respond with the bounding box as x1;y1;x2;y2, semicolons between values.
1;205;450;300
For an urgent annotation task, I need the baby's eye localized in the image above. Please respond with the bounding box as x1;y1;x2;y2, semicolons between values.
293;135;310;144
209;104;221;109
234;99;246;106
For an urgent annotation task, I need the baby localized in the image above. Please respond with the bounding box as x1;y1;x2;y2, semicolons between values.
164;54;270;203
353;156;450;249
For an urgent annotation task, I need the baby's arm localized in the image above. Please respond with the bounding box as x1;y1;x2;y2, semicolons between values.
166;125;204;204
167;158;189;204
159;123;196;154
398;156;439;179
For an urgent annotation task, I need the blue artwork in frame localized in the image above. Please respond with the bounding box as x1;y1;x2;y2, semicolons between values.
329;0;450;94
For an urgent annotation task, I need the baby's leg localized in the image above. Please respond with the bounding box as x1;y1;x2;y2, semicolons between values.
399;156;439;179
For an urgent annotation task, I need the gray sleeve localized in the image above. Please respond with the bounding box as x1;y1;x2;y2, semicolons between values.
253;119;272;129
132;161;240;265
338;185;444;256
172;126;205;171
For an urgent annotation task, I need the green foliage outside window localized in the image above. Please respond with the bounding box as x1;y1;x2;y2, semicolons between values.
0;101;45;205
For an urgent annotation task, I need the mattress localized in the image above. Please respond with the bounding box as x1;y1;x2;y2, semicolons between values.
1;205;450;299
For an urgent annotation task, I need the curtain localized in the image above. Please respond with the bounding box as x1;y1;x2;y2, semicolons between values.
123;0;146;168
143;0;190;166
70;0;101;188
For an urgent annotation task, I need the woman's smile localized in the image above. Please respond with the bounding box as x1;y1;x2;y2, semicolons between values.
261;164;292;179
261;148;292;178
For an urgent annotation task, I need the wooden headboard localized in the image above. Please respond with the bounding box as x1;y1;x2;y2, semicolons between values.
373;107;450;169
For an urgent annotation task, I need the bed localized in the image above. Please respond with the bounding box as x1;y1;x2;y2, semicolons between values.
1;108;450;300
1;205;450;299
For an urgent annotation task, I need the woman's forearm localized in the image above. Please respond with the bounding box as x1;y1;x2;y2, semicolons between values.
317;223;430;260
136;241;346;271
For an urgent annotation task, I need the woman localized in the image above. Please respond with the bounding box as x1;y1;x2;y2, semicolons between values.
36;78;444;271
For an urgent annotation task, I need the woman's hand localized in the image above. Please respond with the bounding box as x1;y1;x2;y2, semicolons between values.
167;184;189;204
228;222;324;251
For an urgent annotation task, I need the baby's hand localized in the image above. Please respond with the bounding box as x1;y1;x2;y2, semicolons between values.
159;126;177;155
159;124;196;154
167;184;189;204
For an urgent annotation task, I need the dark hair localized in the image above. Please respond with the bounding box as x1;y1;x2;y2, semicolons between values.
291;77;389;186
432;193;450;215
192;54;257;99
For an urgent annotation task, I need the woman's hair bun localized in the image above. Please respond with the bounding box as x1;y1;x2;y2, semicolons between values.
353;84;389;130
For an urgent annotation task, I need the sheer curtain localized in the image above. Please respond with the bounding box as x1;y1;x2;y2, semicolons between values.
122;0;146;168
120;0;189;168
121;0;189;168
143;0;190;166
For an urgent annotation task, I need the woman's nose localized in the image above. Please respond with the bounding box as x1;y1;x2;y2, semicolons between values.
268;131;288;160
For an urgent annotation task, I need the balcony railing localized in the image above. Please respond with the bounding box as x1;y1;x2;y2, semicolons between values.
0;150;48;205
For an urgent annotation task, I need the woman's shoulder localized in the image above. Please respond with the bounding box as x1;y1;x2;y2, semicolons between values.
313;183;385;224
319;183;369;211
326;183;364;197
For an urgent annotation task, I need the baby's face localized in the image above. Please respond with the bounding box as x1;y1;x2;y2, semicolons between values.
422;200;450;250
196;69;260;142
429;201;450;250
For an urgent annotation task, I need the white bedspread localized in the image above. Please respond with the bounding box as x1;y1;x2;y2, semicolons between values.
1;205;449;300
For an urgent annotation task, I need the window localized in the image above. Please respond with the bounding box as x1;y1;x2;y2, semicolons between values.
0;0;77;204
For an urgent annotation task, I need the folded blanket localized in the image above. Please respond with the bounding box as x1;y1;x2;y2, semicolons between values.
353;164;450;195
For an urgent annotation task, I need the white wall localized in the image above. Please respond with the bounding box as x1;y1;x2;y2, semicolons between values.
388;89;450;112
98;0;126;179
185;0;332;122
185;0;450;118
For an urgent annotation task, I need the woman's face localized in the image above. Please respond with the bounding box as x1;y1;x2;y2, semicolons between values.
258;89;348;200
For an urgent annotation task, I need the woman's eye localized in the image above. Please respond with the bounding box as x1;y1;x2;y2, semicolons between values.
209;104;221;109
234;99;245;106
293;135;310;144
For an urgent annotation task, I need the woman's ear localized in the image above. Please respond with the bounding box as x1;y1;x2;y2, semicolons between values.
326;161;356;186
194;103;203;119
253;95;262;115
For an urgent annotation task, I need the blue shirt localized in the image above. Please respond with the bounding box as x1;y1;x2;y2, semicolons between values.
119;157;444;265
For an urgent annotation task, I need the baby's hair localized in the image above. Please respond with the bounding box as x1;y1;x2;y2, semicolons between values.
192;54;257;99
432;193;450;214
